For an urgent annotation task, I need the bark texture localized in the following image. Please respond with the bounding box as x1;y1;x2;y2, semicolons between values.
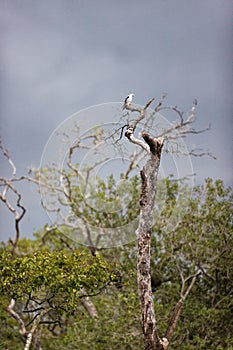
137;135;164;350
124;99;166;349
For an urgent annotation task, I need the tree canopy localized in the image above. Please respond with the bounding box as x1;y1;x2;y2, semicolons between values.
0;177;232;349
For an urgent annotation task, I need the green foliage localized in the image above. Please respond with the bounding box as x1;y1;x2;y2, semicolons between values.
0;177;232;349
0;297;23;350
67;173;141;228
150;178;233;348
0;249;115;311
41;274;143;350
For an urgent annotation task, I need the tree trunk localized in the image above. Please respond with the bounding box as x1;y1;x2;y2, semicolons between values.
137;135;163;350
124;97;201;349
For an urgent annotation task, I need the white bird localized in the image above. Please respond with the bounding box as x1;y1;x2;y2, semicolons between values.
122;93;135;110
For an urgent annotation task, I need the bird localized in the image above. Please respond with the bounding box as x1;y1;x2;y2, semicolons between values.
122;93;134;110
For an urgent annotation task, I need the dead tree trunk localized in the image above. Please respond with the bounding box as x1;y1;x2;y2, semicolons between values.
125;99;165;349
124;96;201;349
137;135;163;350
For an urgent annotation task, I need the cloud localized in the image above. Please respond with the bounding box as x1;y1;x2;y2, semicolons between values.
0;0;232;241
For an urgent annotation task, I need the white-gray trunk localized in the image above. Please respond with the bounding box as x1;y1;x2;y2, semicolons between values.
136;136;164;350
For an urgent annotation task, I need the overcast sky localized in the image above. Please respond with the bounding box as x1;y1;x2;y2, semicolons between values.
0;0;232;242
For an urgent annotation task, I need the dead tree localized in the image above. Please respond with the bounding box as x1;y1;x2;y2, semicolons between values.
124;96;209;350
124;99;164;349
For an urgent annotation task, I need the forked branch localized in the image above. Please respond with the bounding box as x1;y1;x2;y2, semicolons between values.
0;141;27;256
165;269;201;341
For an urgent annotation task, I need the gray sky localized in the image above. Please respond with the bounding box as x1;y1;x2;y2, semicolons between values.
1;0;232;242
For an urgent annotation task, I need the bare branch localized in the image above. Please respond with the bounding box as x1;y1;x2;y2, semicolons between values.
125;126;150;153
154;93;167;112
24;308;51;350
0;139;16;177
105;124;129;143
80;288;98;318
164;269;201;341
0;178;26;257
126;98;154;131
188;148;217;160
123;149;144;179
164;298;183;342
23;307;45;314
6;299;27;336
182;272;200;300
